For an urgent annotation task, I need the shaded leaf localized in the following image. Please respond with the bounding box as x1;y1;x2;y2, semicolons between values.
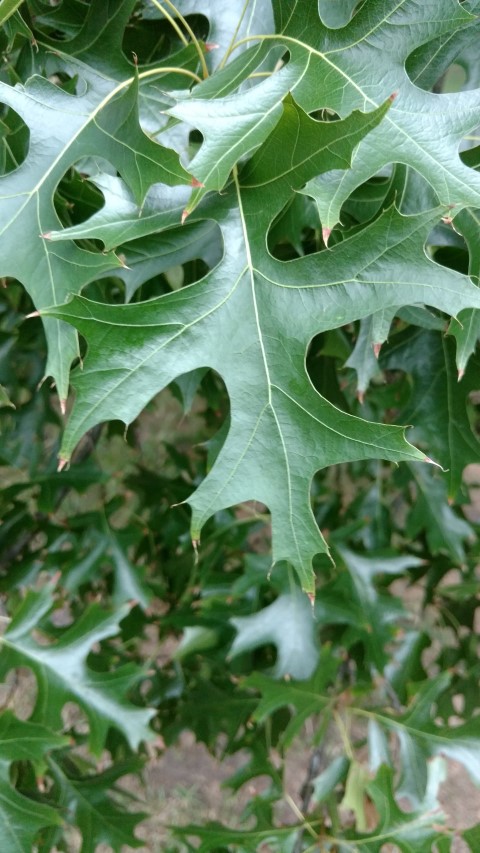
340;761;452;851
230;588;319;680
46;757;146;853
381;327;480;497
406;464;474;563
0;713;66;853
0;583;155;753
0;24;190;396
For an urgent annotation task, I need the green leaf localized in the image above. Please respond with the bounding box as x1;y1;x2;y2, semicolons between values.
48;174;191;252
317;0;359;29
0;0;23;27
174;625;220;659
464;823;480;852
406;464;474;563
0;383;14;409
316;548;424;669
0;584;155;753
447;205;480;375
109;535;152;611
174;820;299;853
0;47;190;398
230;588;319;680
46;757;147;852
358;674;480;807
111;221;222;302
345;316;385;403
168;65;306;192
0;713;66;853
405;4;480;92
273;0;480;228
146;0;275;71
311;755;349;804
340;761;453;851
44;92;480;592
245;650;339;749
381;327;480;497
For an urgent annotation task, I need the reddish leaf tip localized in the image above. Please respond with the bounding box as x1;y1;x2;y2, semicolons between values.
57;458;68;472
389;91;398;101
192;538;200;565
59;398;66;416
191;177;205;188
181;209;190;225
205;42;220;52
306;591;315;609
41;231;52;240
373;342;382;359
25;310;41;319
322;227;331;247
356;389;365;405
458;368;465;382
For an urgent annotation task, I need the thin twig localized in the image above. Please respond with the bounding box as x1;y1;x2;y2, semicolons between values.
293;744;326;853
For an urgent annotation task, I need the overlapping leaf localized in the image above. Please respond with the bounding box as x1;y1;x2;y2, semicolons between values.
230;588;319;679
45;95;480;592
45;757;146;853
381;328;480;497
0;583;154;753
0;713;66;853
341;761;454;852
41;100;454;590
274;0;480;229
358;673;480;808
0;0;191;399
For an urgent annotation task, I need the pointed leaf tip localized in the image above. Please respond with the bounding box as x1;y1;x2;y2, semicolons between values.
322;227;331;246
57;458;68;472
307;591;316;610
192;538;200;565
424;456;442;470
41;232;52;240
373;342;382;359
59;398;66;416
181;209;190;225
458;368;465;382
356;389;365;404
389;91;398;101
205;43;219;52
190;178;205;188
25;310;40;319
